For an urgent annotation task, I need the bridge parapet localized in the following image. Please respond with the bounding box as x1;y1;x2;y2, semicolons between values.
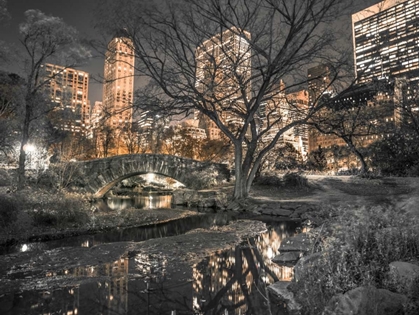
56;154;230;198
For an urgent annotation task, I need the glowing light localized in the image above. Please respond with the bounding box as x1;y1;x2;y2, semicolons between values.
24;144;36;152
146;173;155;182
21;244;28;252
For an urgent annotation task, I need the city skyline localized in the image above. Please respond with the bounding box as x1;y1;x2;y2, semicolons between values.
1;0;382;106
0;0;418;165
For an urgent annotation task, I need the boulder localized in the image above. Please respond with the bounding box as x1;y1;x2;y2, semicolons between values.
279;232;318;252
259;206;294;217
272;252;302;265
388;261;419;284
323;286;407;315
268;281;302;314
293;252;324;281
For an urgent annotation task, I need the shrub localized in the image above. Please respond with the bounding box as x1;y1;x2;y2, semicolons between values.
0;169;13;186
30;194;89;227
368;132;419;176
253;175;283;187
290;205;419;315
283;171;308;188
0;195;19;227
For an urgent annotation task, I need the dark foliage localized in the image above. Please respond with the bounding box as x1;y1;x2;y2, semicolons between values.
369;132;419;176
0;195;18;227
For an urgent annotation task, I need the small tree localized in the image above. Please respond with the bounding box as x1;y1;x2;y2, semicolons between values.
309;81;395;174
0;72;23;160
305;146;327;172
1;10;90;188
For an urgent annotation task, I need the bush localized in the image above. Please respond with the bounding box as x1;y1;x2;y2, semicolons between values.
283;171;308;188
0;195;19;227
369;132;419;176
253;175;283;187
0;169;13;186
290;205;419;315
30;194;89;227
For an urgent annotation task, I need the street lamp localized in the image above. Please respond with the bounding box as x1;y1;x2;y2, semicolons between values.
23;144;36;169
24;144;36;153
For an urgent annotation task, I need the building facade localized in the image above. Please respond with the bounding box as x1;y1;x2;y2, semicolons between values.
195;27;251;136
352;0;419;84
45;63;90;135
307;64;335;107
103;34;135;129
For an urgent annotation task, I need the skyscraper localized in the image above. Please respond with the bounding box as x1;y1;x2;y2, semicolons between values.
352;0;419;83
103;33;135;129
195;27;251;135
45;63;90;135
307;64;334;107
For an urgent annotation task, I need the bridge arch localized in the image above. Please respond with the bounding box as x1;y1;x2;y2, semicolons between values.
63;154;230;198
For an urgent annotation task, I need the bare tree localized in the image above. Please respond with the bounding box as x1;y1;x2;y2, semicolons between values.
7;10;90;188
97;0;352;199
0;72;23;158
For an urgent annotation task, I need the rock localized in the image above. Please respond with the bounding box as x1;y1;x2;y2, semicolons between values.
226;201;241;212
289;211;301;218
279;232;318;252
268;281;302;314
260;208;294;217
323;286;407;315
301;217;323;227
272;252;302;265
294;204;315;214
388;261;419;284
293;252;324;281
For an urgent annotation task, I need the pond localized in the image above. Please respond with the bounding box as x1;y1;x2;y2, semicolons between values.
0;196;300;314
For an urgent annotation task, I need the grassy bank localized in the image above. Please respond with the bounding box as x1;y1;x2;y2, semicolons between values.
289;203;419;314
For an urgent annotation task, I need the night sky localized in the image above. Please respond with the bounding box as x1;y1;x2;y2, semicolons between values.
1;0;381;106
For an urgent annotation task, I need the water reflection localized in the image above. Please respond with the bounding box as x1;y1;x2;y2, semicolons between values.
192;221;297;315
105;194;173;210
1;221;298;315
1;214;230;255
3;258;129;315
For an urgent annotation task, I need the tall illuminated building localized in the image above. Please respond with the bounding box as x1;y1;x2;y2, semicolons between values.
103;32;135;129
352;0;419;84
195;27;251;136
307;64;334;107
45;63;90;135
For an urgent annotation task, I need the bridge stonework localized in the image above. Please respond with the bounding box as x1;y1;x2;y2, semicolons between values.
63;154;230;198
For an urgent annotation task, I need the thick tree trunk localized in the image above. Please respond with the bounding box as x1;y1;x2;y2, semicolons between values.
233;144;248;200
347;141;368;174
354;149;368;174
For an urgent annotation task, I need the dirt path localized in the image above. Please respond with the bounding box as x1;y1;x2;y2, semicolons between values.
250;175;419;215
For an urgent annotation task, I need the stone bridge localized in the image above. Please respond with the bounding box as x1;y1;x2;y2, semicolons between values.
59;154;230;198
